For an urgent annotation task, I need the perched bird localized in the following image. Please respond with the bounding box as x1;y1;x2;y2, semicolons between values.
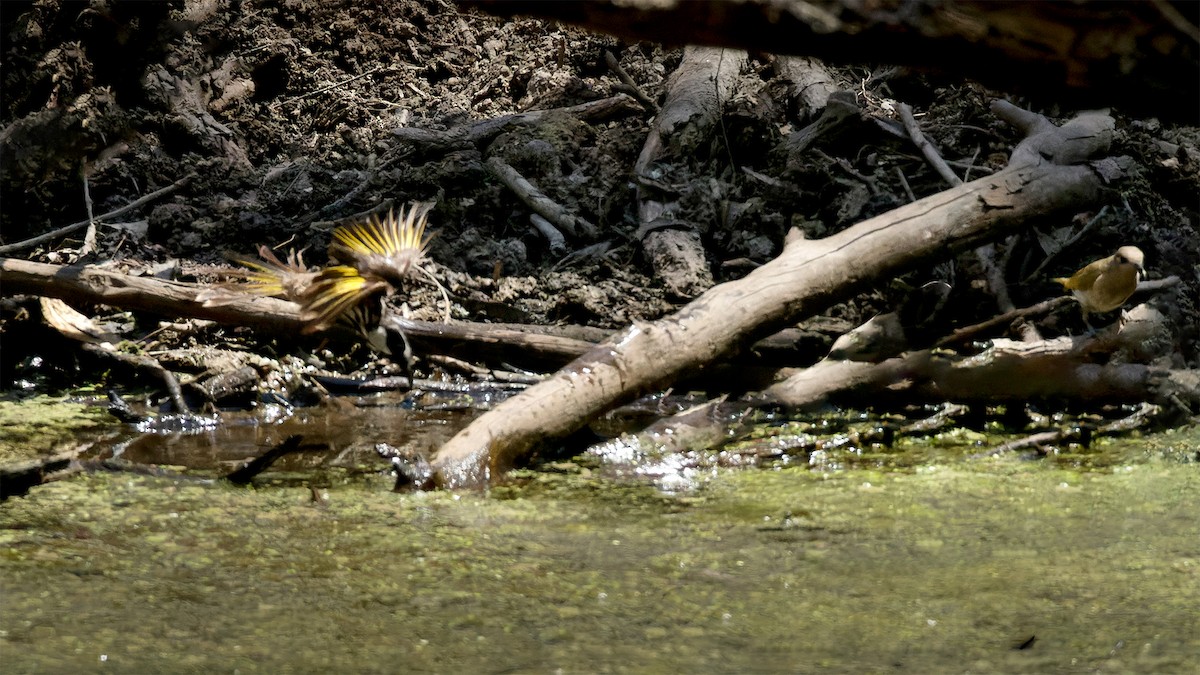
299;261;390;333
328;202;435;285
302;202;444;330
1053;245;1145;324
196;245;320;306
196;202;442;362
197;245;389;348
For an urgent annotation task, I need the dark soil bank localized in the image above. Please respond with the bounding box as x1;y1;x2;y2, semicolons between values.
2;0;1198;397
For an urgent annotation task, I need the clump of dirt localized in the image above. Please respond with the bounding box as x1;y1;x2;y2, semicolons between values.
1;0;1197;389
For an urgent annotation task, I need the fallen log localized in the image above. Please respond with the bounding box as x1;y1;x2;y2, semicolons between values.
614;282;1192;457
0;258;306;335
635;45;746;297
770;305;1186;408
430;103;1122;488
0;258;836;369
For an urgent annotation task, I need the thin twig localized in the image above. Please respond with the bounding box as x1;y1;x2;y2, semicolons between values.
962;145;982;182
894;152;995;173
605;51;658;113
0;175;193;255
80;162;97;257
416;264;453;323
485;156;598;238
270;66;383;109
899;102;1018;330
1098;402;1160;434
936;296;1073;348
969;430;1064;459
897;103;961;186
894;166;916;202
1023;206;1109;283
936;276;1179;349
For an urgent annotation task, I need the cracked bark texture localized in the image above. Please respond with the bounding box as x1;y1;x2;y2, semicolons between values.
431;107;1118;488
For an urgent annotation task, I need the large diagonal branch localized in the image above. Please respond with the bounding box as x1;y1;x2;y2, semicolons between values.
431;108;1118;488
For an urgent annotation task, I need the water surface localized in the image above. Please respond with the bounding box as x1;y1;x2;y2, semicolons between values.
1;398;1197;673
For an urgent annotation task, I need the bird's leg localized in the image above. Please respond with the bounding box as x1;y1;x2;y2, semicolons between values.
362;325;391;356
1081;309;1097;336
393;326;417;379
1117;308;1131;332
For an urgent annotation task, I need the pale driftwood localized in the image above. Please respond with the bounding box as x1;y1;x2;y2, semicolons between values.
637;306;1191;457
634;45;745;297
913;348;1162;403
769;311;1178;408
1;257;308;335
0;256;592;365
430;106;1119;488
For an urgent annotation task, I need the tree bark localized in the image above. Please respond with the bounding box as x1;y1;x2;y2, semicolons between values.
0;258;306;335
636;46;746;297
0;257;835;369
430;106;1119;488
